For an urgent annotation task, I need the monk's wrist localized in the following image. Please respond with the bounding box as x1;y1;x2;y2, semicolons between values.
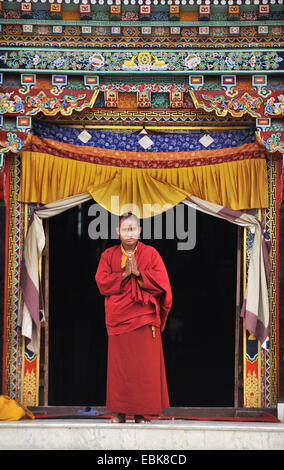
121;271;130;281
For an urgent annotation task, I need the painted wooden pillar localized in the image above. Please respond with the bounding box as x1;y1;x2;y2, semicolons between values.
2;154;40;405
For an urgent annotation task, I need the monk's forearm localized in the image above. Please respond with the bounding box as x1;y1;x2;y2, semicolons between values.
135;269;164;294
96;272;126;295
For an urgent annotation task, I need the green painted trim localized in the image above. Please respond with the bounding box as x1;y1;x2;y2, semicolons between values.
1;19;284;27
0;68;283;75
0;47;283;53
1;48;282;75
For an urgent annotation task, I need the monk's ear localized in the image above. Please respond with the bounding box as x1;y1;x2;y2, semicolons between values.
116;227;120;236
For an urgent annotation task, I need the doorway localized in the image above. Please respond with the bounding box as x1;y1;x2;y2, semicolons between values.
47;200;238;407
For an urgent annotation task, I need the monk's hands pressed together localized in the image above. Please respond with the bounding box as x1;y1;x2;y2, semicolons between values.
121;253;140;281
129;255;140;277
121;255;132;281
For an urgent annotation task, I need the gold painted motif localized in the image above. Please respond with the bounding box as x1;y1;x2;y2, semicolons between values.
244;371;259;408
21;370;38;406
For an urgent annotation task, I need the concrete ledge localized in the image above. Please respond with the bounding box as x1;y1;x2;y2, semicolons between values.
1;419;284;450
278;403;284;423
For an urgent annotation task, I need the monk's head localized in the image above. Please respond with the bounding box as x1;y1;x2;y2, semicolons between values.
116;212;141;250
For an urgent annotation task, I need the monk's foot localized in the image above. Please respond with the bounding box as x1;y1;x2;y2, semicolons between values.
134;415;151;424
109;413;126;423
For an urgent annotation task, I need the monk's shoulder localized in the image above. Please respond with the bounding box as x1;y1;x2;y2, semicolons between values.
140;243;161;260
100;244;120;260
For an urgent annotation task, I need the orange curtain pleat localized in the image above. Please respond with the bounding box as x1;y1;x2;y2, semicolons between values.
18;150;268;214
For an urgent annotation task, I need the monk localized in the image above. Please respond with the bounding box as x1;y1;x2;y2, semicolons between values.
95;212;172;424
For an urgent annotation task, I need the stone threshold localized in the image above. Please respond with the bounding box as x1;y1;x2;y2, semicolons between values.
1;417;284;450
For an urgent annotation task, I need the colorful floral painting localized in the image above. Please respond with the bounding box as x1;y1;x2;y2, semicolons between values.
1;49;283;73
0;131;28;168
190;90;284;118
0;88;99;116
256;131;284;153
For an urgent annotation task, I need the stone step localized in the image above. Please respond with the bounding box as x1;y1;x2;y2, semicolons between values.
1;419;284;450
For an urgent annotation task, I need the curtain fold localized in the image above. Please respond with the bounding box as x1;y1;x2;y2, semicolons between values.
18;193;93;353
18;146;268;212
183;196;270;348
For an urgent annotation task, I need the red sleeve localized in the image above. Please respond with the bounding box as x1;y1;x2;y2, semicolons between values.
138;255;168;296
135;248;172;331
95;250;123;296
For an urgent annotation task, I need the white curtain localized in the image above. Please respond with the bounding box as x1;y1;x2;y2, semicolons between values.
18;193;92;353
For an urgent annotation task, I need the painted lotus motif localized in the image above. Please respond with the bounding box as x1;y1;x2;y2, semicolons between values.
89;53;105;69
185;54;201;69
1;50;283;73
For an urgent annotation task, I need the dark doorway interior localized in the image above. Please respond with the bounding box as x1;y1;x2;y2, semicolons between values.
48;201;237;407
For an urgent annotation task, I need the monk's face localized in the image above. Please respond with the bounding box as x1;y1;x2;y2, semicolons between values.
117;216;141;249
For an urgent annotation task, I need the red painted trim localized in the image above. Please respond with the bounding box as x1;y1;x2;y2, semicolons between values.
2;156;9;393
0;172;4;202
281;170;284;203
275;152;282;401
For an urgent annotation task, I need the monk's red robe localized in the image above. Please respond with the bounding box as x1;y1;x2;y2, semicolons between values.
95;240;172;415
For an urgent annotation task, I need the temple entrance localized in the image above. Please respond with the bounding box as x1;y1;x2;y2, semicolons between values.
47;200;238;407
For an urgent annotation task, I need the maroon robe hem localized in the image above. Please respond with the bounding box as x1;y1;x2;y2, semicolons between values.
106;325;170;416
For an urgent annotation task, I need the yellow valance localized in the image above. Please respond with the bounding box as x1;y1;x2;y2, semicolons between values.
18;146;268;216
